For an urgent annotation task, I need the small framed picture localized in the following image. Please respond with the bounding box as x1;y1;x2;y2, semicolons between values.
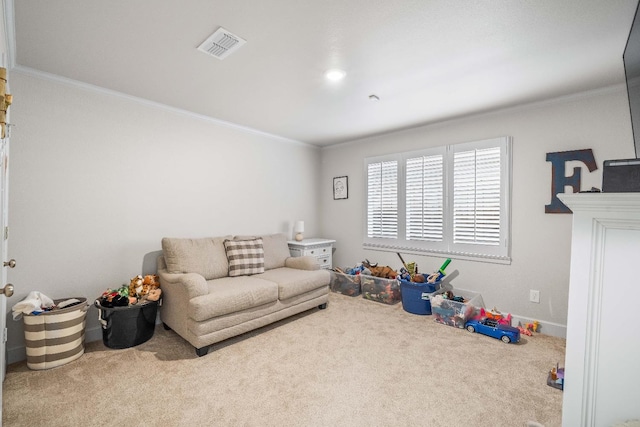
333;176;348;200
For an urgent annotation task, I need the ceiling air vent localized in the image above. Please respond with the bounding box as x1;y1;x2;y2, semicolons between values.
197;27;246;60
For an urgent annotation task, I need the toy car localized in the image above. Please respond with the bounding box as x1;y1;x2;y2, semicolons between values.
464;317;520;343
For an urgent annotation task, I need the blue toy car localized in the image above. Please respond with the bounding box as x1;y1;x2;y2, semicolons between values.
464;317;521;344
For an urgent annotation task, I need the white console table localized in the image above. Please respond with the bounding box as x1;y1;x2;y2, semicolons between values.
287;238;335;270
558;193;640;427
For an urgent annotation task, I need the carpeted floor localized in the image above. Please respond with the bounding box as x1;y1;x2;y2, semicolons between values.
3;292;566;426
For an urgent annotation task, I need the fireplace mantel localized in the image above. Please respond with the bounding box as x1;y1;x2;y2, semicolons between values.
558;193;640;426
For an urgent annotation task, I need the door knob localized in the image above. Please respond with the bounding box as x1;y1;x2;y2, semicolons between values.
3;259;16;268
1;284;14;297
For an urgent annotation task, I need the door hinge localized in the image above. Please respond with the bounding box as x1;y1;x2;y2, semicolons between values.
4;226;7;240
3;327;7;344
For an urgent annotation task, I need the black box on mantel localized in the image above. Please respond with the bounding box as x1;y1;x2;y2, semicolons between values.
602;158;640;192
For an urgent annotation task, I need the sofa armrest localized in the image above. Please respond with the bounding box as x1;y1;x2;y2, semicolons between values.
158;269;209;299
285;256;320;271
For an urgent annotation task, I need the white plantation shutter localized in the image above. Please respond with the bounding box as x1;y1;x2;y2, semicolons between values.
453;147;501;245
406;154;443;241
367;160;398;239
364;137;510;261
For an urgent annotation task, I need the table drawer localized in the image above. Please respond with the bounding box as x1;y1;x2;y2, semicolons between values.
317;255;331;269
302;245;331;257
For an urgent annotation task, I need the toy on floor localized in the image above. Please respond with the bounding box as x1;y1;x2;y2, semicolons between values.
517;326;533;336
361;276;401;304
479;307;513;326
330;267;362;296
464;317;521;343
484;306;503;320
343;263;371;276
396;253;421;282
362;260;397;279
547;364;564;390
525;320;540;333
431;292;478;328
426;258;451;284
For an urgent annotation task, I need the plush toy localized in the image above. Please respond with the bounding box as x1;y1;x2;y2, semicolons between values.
141;274;159;295
146;287;162;302
143;274;160;288
412;274;425;283
141;274;161;302
129;275;144;299
100;285;130;307
362;260;397;279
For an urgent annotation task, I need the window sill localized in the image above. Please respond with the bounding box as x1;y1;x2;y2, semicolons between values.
362;243;512;265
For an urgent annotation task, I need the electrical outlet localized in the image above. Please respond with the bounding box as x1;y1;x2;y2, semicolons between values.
530;289;540;303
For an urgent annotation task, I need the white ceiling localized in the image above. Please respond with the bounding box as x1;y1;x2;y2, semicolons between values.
11;0;640;146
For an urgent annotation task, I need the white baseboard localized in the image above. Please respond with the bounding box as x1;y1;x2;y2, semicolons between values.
509;314;567;339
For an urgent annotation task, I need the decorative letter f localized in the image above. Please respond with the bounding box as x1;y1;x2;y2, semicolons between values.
545;149;597;213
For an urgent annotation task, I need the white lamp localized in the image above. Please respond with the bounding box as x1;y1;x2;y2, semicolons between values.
294;221;304;241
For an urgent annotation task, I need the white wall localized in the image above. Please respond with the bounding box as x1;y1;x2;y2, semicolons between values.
6;71;321;362
320;87;635;336
6;71;634;362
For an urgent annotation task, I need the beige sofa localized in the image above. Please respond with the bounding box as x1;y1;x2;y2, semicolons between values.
157;233;330;356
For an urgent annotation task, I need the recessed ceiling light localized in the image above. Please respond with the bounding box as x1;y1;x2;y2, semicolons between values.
325;69;346;82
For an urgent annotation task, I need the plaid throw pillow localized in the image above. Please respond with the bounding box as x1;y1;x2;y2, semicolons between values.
223;238;265;277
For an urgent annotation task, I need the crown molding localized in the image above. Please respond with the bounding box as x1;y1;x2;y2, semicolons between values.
325;83;628;150
11;65;316;148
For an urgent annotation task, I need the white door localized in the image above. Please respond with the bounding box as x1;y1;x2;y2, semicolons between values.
0;135;13;425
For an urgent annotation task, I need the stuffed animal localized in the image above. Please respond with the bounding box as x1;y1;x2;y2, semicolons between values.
362;260;397;279
141;275;161;302
100;285;130;307
142;274;160;294
146;287;162;302
122;274;162;304
129;275;144;298
412;274;425;283
143;274;160;287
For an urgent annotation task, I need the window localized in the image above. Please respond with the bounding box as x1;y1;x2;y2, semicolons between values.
366;160;398;239
364;137;511;262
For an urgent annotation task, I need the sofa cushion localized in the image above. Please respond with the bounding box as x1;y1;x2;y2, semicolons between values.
260;233;291;270
190;276;278;321
233;234;291;270
224;238;265;277
162;236;231;280
255;267;330;300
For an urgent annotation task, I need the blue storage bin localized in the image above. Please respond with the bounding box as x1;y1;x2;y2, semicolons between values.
400;279;442;315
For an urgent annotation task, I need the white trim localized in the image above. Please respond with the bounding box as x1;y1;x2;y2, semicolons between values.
581;218;606;426
363;243;512;265
508;314;567;338
559;192;640;212
323;83;627;150
558;193;640;427
2;0;15;69
11;65;315;148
